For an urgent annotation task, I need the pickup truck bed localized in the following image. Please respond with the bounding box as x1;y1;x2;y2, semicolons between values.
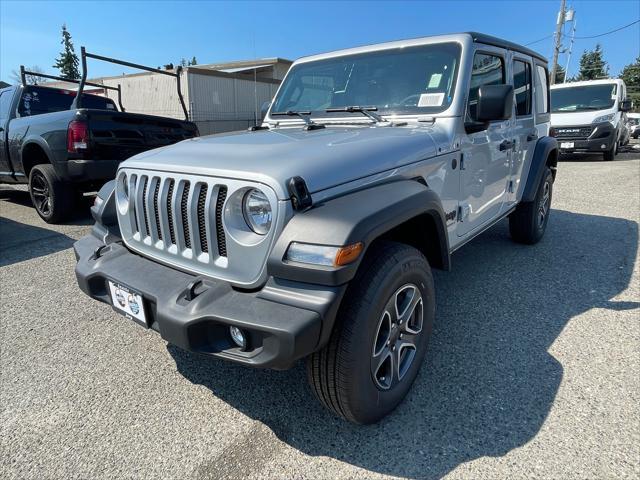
0;84;198;222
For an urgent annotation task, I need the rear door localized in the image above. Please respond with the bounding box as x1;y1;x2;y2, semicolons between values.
507;53;535;209
458;48;513;237
0;88;16;180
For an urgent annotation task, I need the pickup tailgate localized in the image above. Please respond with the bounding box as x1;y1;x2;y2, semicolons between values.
86;110;198;160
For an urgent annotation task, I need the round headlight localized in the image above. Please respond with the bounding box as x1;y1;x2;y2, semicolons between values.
242;189;272;235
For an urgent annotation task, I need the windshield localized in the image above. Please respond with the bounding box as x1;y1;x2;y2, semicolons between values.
551;83;617;113
271;42;461;118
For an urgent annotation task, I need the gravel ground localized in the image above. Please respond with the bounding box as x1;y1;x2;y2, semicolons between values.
1;142;639;479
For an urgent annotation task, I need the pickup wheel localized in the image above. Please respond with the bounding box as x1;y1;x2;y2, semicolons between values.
509;167;553;245
29;164;75;223
307;242;435;424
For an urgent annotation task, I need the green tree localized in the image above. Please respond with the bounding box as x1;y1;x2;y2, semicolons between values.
53;24;80;80
575;44;609;81
620;56;640;111
554;64;567;84
189;56;197;66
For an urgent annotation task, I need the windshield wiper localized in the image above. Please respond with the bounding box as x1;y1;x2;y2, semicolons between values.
270;110;325;130
326;106;388;124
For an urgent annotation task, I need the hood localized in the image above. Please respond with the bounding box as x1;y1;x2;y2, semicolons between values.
123;124;442;199
551;108;618;127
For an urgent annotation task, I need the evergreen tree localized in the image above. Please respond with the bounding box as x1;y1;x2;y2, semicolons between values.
53;24;80;80
554;64;567;84
180;58;188;68
575;44;609;81
619;57;640;111
189;56;198;66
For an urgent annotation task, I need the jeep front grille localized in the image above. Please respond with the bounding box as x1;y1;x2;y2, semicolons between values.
115;168;280;287
123;174;227;257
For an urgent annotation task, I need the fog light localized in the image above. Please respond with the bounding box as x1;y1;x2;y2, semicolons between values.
229;326;247;349
601;144;606;149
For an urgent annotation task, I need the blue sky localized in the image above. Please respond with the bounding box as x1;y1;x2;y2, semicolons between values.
1;0;639;83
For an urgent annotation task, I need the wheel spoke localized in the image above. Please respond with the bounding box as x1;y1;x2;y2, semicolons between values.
372;348;393;390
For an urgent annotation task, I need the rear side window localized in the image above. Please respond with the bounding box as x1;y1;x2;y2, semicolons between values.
513;60;532;116
0;90;13;123
535;65;549;114
18;87;117;116
467;52;505;122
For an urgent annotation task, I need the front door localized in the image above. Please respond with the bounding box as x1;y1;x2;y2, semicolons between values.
458;48;513;237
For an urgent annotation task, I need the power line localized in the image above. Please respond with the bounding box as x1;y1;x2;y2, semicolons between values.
571;19;640;39
525;34;554;46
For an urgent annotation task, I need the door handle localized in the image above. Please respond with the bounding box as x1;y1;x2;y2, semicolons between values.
527;132;538;142
499;140;514;151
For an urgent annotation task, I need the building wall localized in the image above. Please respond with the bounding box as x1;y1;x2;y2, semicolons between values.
187;71;279;135
102;71;190;120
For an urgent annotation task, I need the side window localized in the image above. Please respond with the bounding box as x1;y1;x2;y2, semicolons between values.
0;90;13;123
467;52;505;122
535;65;549;114
513;60;532;116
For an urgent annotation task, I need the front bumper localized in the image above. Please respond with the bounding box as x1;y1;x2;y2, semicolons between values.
74;234;345;369
556;122;616;153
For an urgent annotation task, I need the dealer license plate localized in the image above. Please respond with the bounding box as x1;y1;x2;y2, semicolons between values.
108;281;147;326
560;142;574;149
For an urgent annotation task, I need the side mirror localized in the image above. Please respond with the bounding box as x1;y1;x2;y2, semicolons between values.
260;101;271;120
477;84;514;122
620;99;632;112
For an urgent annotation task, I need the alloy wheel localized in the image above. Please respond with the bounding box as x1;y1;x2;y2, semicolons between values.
31;171;52;217
537;180;551;229
371;284;424;390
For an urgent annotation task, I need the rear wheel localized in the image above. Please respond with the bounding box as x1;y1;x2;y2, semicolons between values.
307;242;435;424
29;164;75;223
509;167;553;245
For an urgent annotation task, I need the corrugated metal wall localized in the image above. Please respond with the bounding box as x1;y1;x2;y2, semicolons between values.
101;70;279;135
102;71;190;120
187;72;279;135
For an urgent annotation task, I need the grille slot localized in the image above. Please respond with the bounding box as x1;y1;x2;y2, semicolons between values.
153;179;162;240
166;180;176;245
216;186;228;257
197;184;208;253
181;182;191;249
141;176;150;236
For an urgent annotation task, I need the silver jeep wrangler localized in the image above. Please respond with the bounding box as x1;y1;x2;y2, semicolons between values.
75;32;558;424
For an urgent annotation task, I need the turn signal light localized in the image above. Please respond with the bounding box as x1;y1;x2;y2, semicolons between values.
335;242;364;266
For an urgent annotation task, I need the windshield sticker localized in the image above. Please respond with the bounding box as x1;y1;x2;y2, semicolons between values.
427;74;442;88
418;93;445;107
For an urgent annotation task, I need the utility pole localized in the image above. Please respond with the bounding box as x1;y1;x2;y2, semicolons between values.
550;0;567;85
564;10;576;83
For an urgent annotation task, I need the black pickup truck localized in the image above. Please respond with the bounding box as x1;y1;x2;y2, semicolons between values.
0;54;198;223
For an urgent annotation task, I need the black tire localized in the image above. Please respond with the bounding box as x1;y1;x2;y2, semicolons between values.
307;241;435;424
28;164;75;223
603;140;617;161
509;167;553;245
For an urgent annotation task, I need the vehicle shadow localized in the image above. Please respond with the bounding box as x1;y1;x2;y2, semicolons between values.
169;209;638;479
0;216;76;267
0;187;94;226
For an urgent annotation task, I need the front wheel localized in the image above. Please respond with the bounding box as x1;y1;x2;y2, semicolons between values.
28;164;75;223
509;167;553;245
307;242;435;424
603;140;618;161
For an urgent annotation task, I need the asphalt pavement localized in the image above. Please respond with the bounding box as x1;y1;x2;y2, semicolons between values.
1;142;639;479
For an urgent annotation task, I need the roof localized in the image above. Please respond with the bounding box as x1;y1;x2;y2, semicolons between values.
296;32;547;65
191;57;292;72
550;78;624;89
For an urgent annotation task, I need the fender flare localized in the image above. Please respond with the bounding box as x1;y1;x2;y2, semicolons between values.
267;180;450;286
19;137;55;176
522;136;557;203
